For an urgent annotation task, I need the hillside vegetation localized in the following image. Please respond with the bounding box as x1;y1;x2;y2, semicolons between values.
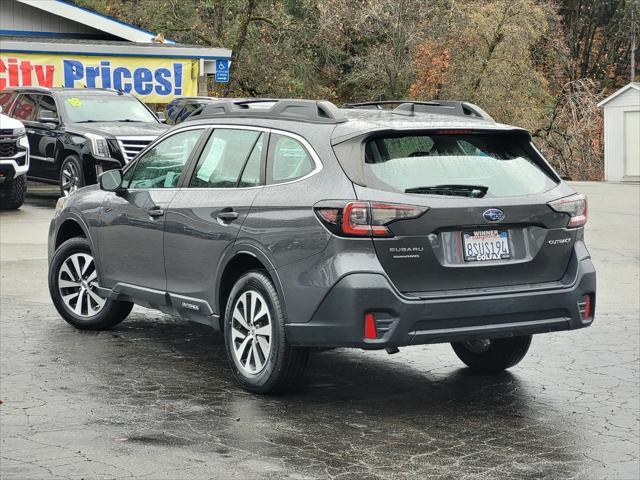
76;0;637;180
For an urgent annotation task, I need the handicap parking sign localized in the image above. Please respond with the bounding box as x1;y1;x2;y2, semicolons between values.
215;59;229;83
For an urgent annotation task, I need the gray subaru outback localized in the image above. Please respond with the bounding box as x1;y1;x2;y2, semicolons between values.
47;99;596;393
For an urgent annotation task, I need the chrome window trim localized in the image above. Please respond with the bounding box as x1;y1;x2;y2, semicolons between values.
126;123;324;191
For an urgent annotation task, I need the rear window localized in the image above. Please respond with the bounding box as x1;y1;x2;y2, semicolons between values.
363;132;558;197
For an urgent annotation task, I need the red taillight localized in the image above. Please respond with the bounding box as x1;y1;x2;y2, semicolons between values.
549;194;588;228
364;313;377;339
315;201;428;238
342;202;374;236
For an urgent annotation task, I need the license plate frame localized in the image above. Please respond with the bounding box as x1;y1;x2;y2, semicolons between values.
462;229;511;262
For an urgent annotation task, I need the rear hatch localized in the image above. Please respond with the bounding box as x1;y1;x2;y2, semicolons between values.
333;129;577;294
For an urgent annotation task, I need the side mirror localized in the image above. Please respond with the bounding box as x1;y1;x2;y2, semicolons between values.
99;169;124;192
156;111;166;123
38;110;59;125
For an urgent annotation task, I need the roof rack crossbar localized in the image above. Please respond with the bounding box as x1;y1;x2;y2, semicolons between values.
194;99;347;124
343;100;494;121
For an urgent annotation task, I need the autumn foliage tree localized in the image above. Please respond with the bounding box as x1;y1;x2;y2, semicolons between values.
409;41;451;100
74;0;635;180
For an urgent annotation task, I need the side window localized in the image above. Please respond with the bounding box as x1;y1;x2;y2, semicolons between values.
38;95;59;120
11;94;38;121
268;134;315;184
127;129;204;189
0;92;16;112
190;129;264;188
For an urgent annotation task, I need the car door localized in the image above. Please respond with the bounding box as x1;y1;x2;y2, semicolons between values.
163;126;267;315
11;93;61;180
98;127;207;297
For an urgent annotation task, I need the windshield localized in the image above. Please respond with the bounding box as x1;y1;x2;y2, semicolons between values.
61;95;157;123
363;132;558;197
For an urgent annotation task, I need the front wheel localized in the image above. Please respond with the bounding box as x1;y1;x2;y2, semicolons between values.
224;271;309;394
451;335;532;372
49;237;133;330
0;175;26;210
59;156;85;197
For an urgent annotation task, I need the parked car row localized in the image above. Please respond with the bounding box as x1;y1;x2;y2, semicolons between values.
0;88;223;209
0;87;169;207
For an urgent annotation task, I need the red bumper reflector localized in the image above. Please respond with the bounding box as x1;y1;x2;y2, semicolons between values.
584;294;592;321
364;313;377;339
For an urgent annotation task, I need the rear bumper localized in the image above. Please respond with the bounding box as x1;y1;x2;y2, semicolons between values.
285;256;596;348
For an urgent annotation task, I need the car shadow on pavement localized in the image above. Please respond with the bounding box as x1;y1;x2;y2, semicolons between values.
74;314;533;410
43;312;585;478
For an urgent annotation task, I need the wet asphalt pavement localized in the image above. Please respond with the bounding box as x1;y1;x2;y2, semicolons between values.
1;182;639;479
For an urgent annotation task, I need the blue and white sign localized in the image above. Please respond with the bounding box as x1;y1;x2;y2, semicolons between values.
215;59;229;83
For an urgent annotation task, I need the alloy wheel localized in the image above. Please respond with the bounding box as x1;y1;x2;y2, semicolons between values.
58;253;106;317
231;290;273;374
61;161;80;196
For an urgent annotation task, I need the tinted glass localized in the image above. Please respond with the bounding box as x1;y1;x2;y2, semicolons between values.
269;135;314;184
239;139;263;187
38;95;58;119
364;133;557;197
60;94;157;123
190;129;263;188
0;92;16;112
12;94;38;121
128;129;204;189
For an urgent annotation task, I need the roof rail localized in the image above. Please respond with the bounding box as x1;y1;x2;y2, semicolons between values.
343;100;494;121
5;86;52;92
193;99;348;124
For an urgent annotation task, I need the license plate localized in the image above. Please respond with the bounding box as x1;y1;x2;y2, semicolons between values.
463;230;510;262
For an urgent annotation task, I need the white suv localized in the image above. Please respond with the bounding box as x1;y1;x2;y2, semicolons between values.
0;106;29;210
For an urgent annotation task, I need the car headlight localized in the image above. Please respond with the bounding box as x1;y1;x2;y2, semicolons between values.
85;133;111;159
18;135;29;149
55;196;66;215
13;126;26;136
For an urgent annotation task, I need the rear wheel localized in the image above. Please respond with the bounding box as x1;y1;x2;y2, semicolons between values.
0;175;26;210
60;156;84;197
451;335;532;372
49;237;132;330
224;270;309;393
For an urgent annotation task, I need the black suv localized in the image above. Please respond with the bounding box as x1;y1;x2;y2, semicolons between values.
0;88;168;196
47;99;596;393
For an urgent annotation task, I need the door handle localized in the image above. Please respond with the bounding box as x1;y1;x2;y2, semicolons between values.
218;208;239;222
147;207;165;218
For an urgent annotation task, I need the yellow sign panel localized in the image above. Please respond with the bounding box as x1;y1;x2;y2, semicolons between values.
0;52;199;103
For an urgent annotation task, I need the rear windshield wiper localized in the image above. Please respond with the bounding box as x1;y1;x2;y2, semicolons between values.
405;184;488;198
115;119;144;122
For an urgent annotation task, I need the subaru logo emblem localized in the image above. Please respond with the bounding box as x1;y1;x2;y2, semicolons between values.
483;208;505;223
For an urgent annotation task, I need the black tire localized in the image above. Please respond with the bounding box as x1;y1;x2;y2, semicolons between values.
224;270;309;394
59;156;85;197
0;175;26;210
451;335;532;372
49;237;133;330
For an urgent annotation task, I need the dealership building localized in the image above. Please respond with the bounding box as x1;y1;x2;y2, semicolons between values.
0;0;232;103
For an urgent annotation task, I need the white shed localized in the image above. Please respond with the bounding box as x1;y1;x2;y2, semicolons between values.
598;82;640;182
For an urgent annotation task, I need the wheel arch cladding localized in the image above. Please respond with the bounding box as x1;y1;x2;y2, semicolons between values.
218;253;277;330
55;219;87;250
